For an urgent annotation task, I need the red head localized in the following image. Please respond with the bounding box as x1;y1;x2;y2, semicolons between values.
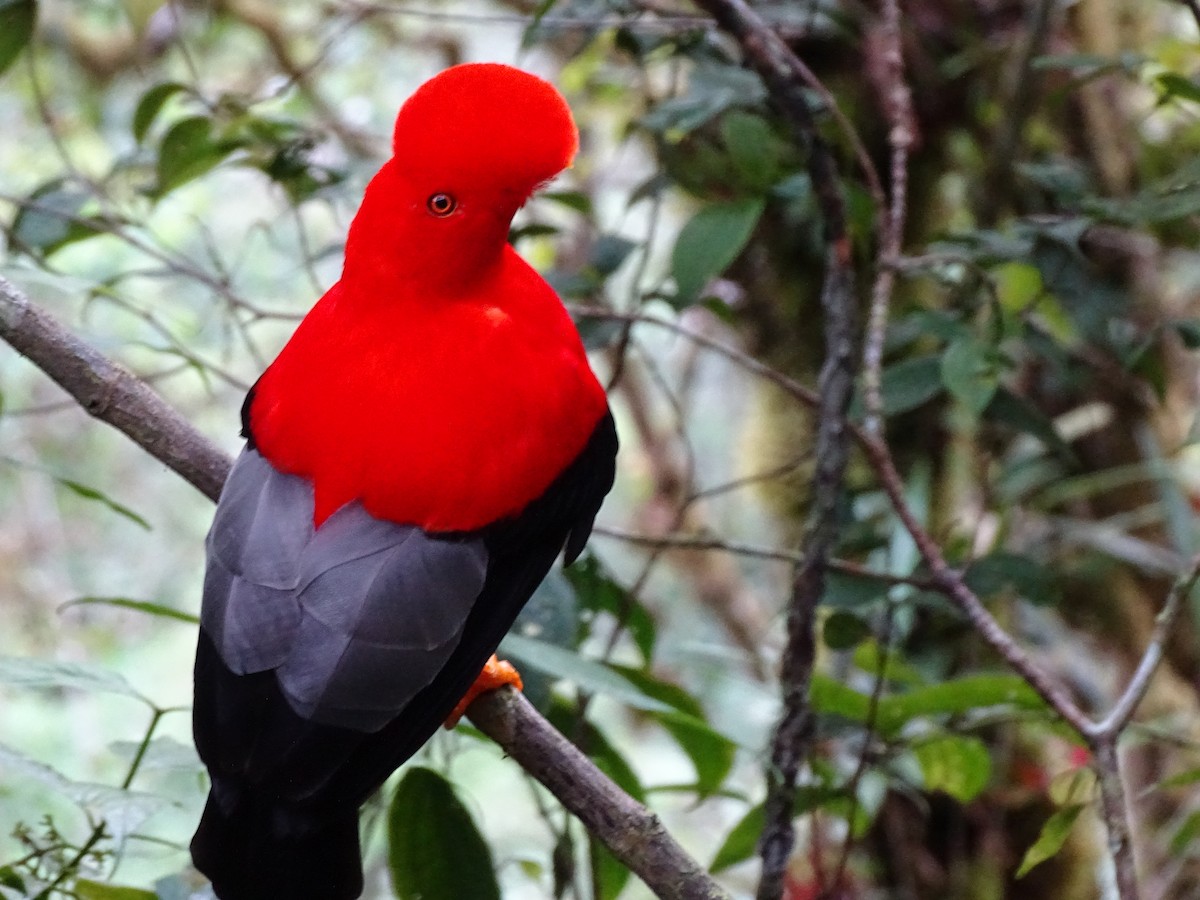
342;63;579;294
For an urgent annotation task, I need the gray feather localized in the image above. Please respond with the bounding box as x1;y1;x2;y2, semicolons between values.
201;448;489;733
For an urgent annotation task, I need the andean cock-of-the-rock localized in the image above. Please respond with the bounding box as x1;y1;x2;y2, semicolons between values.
189;62;617;900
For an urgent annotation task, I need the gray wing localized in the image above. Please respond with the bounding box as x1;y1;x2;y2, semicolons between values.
201;448;488;733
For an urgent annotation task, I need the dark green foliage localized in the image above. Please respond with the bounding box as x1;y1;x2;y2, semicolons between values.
0;0;34;78
387;768;500;900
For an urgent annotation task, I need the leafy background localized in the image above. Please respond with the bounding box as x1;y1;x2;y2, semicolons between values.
3;0;1200;898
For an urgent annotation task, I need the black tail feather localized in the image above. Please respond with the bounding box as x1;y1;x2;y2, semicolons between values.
191;792;363;900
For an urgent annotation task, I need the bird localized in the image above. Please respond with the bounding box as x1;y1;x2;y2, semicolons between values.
189;62;617;900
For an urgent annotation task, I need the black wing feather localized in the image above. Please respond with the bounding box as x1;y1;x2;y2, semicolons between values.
191;410;617;900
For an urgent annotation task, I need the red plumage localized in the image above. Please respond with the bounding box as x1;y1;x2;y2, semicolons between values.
190;63;616;900
250;63;606;529
251;248;607;530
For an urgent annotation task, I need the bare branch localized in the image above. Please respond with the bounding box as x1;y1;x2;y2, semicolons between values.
860;0;915;436
0;274;728;900
467;688;732;900
1092;554;1200;738
593;524;938;590
858;435;1095;735
1092;739;1140;900
0;275;231;502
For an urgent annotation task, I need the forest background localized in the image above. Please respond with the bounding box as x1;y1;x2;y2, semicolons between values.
4;0;1200;898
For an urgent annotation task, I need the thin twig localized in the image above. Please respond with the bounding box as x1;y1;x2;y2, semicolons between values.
829;599;898;893
574;303;1111;735
219;0;383;158
977;0;1056;224
685;2;859;897
1089;554;1200;738
859;434;1094;735
593;525;937;590
860;0;915;437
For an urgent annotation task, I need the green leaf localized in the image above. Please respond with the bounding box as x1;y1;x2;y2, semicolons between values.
387;767;500;900
108;735;200;771
566;553;655;662
823;572;886;609
509;569;577;710
0;743;165;839
610;666;737;796
855;354;945;418
0;0;35;78
710;803;763;872
964;552;1061;607
810;674;872;723
1032;51;1143;76
0;865;25;892
852;640;925;686
0;656;148;702
1172;318;1200;350
1015;804;1086;878
710;785;868;873
823;610;872;650
991;260;1044;312
510;223;559;242
941;335;1000;415
1157;766;1200;790
75;880;157;900
59;596;198;624
983;388;1077;464
720;111;780;191
1140;427;1196;557
1157;72;1200;105
540;190;591;214
592;840;630;900
655;710;736;797
545;707;646;803
914;735;992;802
877;674;1045;735
498;634;672;713
589;234;638;278
132;82;187;143
671;199;764;304
1170;809;1200;856
9;181;107;257
640;61;767;136
155;116;232;197
1049;766;1096;806
57;478;150;529
520;0;559;47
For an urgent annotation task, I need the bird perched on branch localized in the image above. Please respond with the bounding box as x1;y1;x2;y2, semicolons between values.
189;63;617;900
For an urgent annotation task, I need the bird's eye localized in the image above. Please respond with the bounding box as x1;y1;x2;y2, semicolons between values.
426;193;457;217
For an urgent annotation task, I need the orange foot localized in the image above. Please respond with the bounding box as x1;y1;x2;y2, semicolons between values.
444;655;523;728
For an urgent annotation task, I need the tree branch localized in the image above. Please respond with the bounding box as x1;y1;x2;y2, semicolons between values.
684;2;859;897
0;274;729;900
467;688;731;900
0;275;231;501
860;0;915;436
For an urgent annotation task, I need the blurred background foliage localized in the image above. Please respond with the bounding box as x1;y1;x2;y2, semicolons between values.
4;0;1200;898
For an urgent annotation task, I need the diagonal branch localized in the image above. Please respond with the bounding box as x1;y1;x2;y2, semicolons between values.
0;275;231;501
0;273;730;900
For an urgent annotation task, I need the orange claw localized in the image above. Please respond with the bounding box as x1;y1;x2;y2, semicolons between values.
444;655;523;728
